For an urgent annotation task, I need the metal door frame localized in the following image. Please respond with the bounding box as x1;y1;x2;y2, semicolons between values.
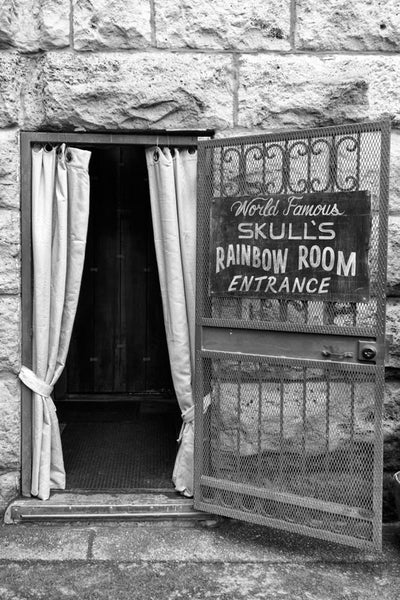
193;119;391;550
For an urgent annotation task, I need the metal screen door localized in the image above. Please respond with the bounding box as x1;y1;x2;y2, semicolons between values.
193;120;390;550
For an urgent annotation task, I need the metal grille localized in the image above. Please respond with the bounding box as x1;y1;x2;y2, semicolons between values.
194;120;390;550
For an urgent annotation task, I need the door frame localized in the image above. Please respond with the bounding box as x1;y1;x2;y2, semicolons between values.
20;129;210;496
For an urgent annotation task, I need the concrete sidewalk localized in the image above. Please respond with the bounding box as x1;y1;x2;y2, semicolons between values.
0;520;399;599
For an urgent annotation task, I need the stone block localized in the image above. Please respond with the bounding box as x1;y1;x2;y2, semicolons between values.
0;296;20;373
238;55;400;130
155;0;290;50
0;210;20;246
73;0;151;50
383;379;400;469
0;54;24;128
0;129;20;209
0;54;41;128
385;298;400;368
0;0;69;52
387;216;400;296
39;52;233;130
0;245;20;294
0;376;21;469
0;471;19;514
296;0;400;52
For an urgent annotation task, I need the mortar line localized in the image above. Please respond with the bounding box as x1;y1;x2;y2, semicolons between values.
3;47;400;57
232;54;240;127
290;0;297;50
150;0;157;47
86;529;96;560
69;0;74;50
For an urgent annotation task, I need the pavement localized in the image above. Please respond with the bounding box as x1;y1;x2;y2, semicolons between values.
0;518;399;599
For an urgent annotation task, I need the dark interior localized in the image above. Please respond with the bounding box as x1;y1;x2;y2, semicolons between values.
55;146;179;491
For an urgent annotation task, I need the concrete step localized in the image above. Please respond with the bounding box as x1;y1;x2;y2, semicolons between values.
4;491;217;525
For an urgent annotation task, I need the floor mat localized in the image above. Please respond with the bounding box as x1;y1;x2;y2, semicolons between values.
61;409;180;490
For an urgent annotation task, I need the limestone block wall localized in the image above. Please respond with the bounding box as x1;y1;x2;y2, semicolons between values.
0;0;399;517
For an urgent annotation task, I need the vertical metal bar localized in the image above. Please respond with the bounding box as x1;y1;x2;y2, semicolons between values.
257;362;263;485
215;358;222;480
278;368;284;490
279;299;288;322
349;378;355;491
261;142;266;192
303;300;309;325
372;120;390;549
372;366;383;550
236;360;242;482
301;367;307;483
282;139;290;194
324;369;331;503
20;133;33;497
355;131;361;190
193;142;209;506
306;134;312;192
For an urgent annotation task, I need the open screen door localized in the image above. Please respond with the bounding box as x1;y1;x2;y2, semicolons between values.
193;120;390;550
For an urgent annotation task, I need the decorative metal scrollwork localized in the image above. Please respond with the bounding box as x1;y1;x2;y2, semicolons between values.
333;134;361;191
217;131;361;198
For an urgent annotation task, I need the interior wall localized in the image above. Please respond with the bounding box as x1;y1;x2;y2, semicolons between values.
58;146;173;398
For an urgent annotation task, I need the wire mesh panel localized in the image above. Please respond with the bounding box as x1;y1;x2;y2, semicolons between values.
194;121;390;550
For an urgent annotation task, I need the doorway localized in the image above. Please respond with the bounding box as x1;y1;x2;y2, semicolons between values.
54;146;180;491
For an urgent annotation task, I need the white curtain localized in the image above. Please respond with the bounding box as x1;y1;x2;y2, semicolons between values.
19;143;91;500
146;147;197;497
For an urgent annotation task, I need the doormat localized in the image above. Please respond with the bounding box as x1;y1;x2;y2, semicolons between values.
56;401;141;423
61;411;180;490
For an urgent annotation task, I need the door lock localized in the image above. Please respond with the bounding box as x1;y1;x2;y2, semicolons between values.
358;341;377;362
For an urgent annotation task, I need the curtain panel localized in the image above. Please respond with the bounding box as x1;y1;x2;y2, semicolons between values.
146;147;197;497
19;144;91;500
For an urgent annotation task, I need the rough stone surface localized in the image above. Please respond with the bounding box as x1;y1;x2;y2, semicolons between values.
383;380;400;462
0;471;19;513
73;0;152;50
0;210;19;247
155;0;291;50
0;129;20;209
385;299;400;368
238;55;400;129
0;526;91;560
0;376;21;469
389;131;400;212
0;53;41;128
387;216;400;296
0;246;20;295
0;296;20;374
38;52;233;130
296;0;400;52
0;0;70;52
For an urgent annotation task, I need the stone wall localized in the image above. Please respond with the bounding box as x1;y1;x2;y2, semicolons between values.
0;0;399;518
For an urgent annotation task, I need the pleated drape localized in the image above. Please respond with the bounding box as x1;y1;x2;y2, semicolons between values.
146;147;197;497
19;143;91;500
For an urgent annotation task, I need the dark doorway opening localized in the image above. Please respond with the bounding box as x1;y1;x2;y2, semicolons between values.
55;146;179;491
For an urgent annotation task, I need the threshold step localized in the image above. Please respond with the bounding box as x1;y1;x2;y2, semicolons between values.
4;492;215;524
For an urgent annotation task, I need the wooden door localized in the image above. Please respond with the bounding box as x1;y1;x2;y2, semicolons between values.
64;147;173;396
